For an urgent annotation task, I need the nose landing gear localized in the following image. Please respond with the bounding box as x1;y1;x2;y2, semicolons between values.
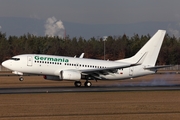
19;76;24;81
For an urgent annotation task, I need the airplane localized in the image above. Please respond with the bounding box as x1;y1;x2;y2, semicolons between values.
2;30;168;87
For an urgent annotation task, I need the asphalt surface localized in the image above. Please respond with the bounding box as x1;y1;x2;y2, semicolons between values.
0;72;180;94
1;85;180;94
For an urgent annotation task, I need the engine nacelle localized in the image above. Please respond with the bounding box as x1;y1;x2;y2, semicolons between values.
43;75;62;81
59;70;81;80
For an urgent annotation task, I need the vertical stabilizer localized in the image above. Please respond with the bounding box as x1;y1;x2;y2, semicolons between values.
118;30;166;66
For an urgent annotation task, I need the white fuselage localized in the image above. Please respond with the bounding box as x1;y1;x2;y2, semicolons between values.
2;54;155;80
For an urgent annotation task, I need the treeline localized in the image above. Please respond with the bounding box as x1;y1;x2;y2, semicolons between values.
0;32;180;64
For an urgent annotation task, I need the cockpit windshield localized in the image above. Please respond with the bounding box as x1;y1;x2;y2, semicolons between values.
10;58;20;61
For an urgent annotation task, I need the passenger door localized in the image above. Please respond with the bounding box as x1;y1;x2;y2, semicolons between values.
129;67;133;77
27;56;33;66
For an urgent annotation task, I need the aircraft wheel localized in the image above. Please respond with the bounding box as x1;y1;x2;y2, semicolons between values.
84;81;92;87
74;81;81;87
19;77;24;81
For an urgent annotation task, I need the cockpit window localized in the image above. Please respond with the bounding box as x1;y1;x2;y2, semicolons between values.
10;58;20;61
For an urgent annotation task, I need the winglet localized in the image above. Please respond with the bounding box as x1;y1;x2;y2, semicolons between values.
79;53;85;58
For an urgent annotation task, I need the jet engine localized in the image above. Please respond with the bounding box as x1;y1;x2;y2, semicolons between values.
43;70;81;81
59;70;81;80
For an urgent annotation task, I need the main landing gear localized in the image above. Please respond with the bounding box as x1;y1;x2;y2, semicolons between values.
74;81;81;87
84;81;92;87
74;81;92;87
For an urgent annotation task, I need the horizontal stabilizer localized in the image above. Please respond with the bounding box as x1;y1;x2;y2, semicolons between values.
144;65;173;70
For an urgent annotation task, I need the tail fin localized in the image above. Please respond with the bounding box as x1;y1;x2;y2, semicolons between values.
118;30;166;66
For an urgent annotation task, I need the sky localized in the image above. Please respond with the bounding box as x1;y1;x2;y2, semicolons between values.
1;0;180;24
0;0;180;38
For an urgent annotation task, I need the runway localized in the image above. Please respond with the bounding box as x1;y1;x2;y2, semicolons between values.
1;85;180;94
0;73;180;94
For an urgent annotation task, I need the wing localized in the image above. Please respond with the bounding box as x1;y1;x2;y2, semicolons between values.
80;63;138;80
80;52;147;80
144;65;174;70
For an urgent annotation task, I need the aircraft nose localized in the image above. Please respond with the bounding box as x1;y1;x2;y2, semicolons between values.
2;60;9;68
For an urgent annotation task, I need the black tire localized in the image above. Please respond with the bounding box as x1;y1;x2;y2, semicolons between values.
19;77;24;81
74;81;81;87
84;81;92;87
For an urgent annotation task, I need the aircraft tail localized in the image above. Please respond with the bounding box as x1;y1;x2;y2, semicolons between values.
118;30;166;66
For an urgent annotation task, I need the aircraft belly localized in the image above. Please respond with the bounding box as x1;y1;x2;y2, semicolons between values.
100;67;155;80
